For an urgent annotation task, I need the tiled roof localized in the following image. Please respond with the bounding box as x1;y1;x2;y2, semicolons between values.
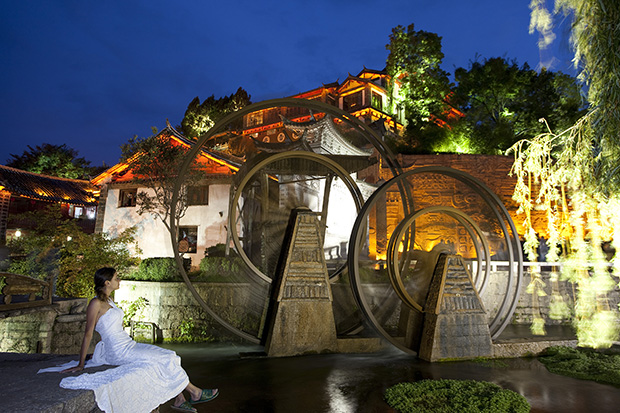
91;125;241;186
0;165;98;206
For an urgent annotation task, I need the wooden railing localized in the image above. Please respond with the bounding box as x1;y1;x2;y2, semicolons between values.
0;272;52;311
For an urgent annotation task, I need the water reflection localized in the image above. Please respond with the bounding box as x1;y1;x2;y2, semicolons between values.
161;343;620;413
326;370;357;413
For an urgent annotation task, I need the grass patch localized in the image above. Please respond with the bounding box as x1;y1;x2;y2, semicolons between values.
384;379;530;413
538;346;620;387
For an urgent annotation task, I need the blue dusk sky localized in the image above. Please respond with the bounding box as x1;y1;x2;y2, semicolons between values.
1;0;575;168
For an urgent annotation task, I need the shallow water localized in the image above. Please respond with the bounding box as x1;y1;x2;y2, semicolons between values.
158;340;620;413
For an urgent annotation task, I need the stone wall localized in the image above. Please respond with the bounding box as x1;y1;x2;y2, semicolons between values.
116;273;620;343
397;154;535;235
0;308;56;353
0;298;99;354
4;271;616;353
358;154;548;240
115;281;267;342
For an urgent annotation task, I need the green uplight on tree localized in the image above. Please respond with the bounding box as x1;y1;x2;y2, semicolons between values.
510;0;620;348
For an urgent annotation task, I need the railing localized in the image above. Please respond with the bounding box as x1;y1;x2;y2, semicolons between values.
0;272;53;311
362;259;611;274
324;245;341;260
470;260;616;273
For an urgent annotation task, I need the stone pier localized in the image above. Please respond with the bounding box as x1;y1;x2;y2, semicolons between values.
419;254;493;362
264;208;339;357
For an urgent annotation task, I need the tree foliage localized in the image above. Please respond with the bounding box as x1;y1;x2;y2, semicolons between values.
120;131;203;235
450;57;584;154
181;87;251;139
508;0;620;347
5;207;139;298
55;226;139;298
385;24;452;151
6;143;96;179
6;207;66;281
383;26;583;155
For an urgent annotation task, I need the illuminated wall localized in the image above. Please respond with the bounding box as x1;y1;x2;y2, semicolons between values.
361;154;548;262
100;184;230;264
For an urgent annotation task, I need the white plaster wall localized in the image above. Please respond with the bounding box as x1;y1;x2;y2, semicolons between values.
324;178;358;257
276;177;359;258
101;185;230;265
101;179;357;265
179;184;230;260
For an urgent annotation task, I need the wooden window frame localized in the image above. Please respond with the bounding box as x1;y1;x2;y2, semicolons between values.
118;188;137;208
187;185;209;206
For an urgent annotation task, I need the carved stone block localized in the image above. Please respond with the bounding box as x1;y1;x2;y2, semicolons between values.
265;208;338;357
418;254;493;361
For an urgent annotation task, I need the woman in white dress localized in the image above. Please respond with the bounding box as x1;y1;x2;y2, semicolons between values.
60;267;218;413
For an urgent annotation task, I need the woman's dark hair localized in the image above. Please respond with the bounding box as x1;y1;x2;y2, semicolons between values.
94;267;116;301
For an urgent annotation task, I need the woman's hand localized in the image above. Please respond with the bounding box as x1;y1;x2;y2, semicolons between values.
61;365;84;373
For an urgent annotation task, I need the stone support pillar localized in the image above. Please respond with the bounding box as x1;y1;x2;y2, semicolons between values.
264;208;338;357
418;254;493;361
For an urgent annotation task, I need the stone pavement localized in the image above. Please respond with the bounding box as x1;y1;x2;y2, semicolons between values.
2;328;620;413
1;352;103;412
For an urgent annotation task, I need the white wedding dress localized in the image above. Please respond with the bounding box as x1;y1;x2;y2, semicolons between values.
39;301;189;413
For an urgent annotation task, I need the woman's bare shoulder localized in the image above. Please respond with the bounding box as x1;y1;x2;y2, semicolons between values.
87;297;104;311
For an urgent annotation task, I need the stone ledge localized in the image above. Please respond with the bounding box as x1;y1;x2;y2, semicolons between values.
0;352;162;412
0;352;102;413
492;339;578;358
55;314;86;323
336;337;389;353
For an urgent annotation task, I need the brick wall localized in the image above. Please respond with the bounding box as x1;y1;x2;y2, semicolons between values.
359;154;548;239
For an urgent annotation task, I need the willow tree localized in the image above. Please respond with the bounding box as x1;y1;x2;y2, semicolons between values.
509;0;620;347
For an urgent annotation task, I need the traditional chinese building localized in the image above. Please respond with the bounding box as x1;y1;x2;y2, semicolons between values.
91;125;239;262
92;67;540;267
241;68;405;146
0;165;99;244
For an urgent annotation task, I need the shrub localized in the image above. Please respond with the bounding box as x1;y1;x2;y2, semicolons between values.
7;240;58;283
538;346;620;386
124;257;181;282
204;243;229;257
7;206;71;282
384;379;530;413
6;216;140;298
166;317;214;343
118;297;149;328
196;255;244;282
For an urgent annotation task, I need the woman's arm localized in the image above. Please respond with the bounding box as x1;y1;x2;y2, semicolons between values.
62;298;100;373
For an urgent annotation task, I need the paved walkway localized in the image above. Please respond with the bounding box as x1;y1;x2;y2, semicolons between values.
2;352;104;412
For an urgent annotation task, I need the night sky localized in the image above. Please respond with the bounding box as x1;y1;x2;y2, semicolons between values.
1;0;575;169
